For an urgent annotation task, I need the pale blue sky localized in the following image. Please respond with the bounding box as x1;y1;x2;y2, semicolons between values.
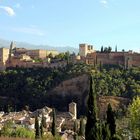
0;0;140;52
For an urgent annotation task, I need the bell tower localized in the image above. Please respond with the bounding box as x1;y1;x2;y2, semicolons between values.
69;102;77;120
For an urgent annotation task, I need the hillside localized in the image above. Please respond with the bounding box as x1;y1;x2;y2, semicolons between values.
0;65;139;116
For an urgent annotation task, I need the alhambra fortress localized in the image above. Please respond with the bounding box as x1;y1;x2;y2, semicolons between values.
0;42;140;70
79;44;140;68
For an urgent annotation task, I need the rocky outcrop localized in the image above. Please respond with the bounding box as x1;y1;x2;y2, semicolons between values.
46;74;89;116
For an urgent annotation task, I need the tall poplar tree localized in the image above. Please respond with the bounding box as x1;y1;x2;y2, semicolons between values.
106;103;116;137
115;45;117;52
102;123;111;140
101;46;104;52
79;118;85;136
51;108;57;136
85;76;98;140
40;122;43;138
35;116;40;139
42;113;47;128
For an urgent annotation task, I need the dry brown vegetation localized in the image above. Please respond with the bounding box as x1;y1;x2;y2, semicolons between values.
97;96;130;119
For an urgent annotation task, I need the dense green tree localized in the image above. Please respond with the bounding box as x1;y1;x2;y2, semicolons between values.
52;108;57;136
73;133;79;140
40;122;43;138
41;113;47;128
106;104;116;136
115;45;117;52
108;46;112;53
102;123;111;140
101;46;104;52
128;96;140;139
0;65;139;116
104;47;108;53
103;46;112;53
79;118;85;136
48;53;53;58
35;116;40;139
85;76;98;140
65;51;70;64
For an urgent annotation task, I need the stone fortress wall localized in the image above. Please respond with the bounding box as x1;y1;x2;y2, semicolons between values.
80;44;140;68
0;42;140;70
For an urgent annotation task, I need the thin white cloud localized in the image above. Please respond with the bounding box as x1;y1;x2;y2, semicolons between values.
0;6;15;16
12;26;45;36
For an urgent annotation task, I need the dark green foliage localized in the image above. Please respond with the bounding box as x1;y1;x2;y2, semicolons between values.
115;46;117;52
35;116;40;139
0;65;139;116
103;47;112;53
85;76;98;140
24;105;30;111
74;133;79;140
93;67;140;98
42;114;47;128
79;118;85;136
86;123;101;140
100;61;102;71
97;122;103;140
0;64;97;112
52;108;57;136
101;46;104;52
0;121;34;139
40;122;43;138
106;104;116;136
102;123;111;140
111;134;122;140
108;46;112;53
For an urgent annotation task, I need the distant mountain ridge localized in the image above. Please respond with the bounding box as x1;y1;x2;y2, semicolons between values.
0;38;79;53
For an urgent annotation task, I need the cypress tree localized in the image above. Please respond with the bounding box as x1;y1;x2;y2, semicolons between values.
73;120;79;140
102;123;111;140
85;76;98;140
99;61;102;71
74;133;79;140
115;45;117;52
79;118;85;136
98;122;103;140
40;122;43;138
51;108;57;136
101;46;104;53
35;116;40;139
42;113;47;128
106;103;116;137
